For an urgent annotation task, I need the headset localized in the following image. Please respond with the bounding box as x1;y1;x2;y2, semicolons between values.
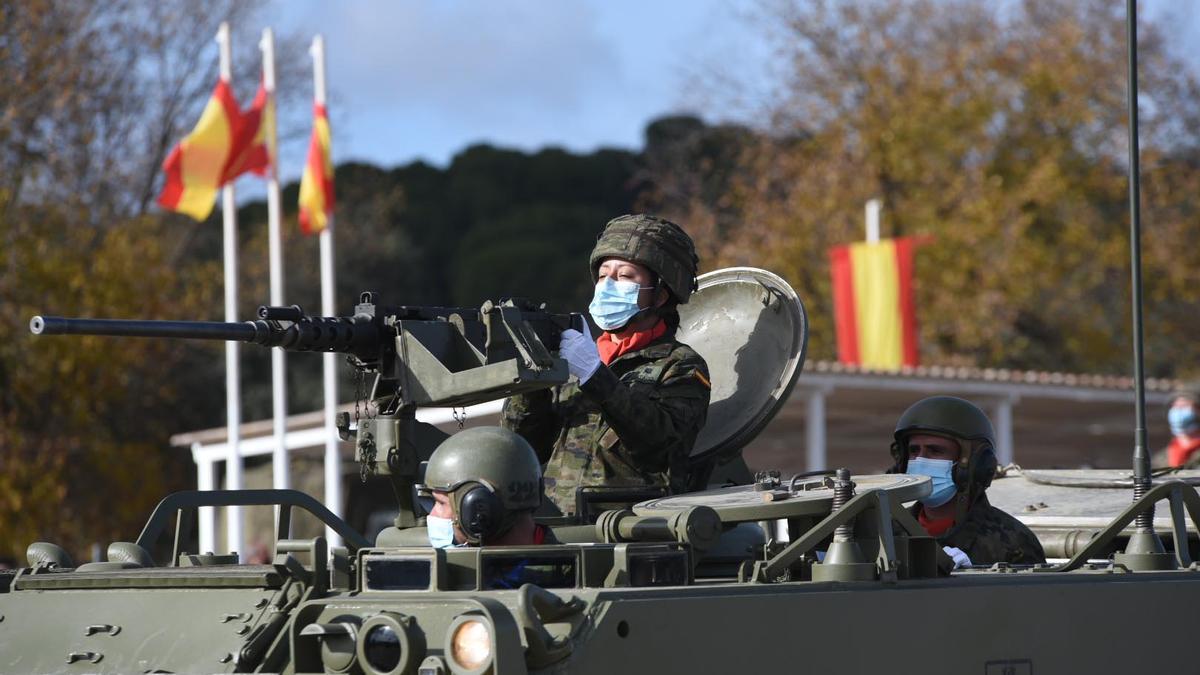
451;480;505;544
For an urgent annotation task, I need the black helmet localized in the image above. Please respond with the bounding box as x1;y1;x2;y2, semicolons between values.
589;214;699;304
890;396;998;496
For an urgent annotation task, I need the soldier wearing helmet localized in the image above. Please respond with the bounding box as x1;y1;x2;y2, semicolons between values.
890;396;1045;567
502;214;712;517
421;426;554;547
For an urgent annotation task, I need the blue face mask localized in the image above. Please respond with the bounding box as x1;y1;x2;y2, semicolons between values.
426;515;459;549
588;277;653;331
906;457;958;508
1169;406;1199;436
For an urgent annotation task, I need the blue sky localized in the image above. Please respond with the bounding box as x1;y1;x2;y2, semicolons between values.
263;0;767;179
260;0;1199;183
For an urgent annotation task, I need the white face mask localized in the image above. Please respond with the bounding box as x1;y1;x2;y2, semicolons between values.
906;457;958;508
426;515;458;549
588;277;653;331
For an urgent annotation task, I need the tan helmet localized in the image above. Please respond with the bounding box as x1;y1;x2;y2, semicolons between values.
423;427;541;543
589;214;699;304
889;396;998;496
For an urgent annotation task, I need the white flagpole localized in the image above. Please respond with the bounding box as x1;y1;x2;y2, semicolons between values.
311;34;343;547
216;21;244;560
260;28;290;502
865;198;882;244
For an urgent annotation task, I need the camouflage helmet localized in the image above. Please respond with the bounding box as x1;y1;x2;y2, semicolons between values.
890;396;998;496
589;214;699;304
424;426;542;513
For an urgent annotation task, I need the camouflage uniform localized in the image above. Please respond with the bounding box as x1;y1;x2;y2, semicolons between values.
502;328;710;516
912;494;1046;565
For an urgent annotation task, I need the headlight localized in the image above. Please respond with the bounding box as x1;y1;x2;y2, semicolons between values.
357;613;423;675
364;624;401;672
447;616;493;672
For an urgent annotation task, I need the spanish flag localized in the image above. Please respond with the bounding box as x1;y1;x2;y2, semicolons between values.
298;103;334;235
828;237;919;369
226;83;274;180
157;80;271;221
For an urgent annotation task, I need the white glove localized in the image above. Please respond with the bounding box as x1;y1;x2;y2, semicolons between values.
943;546;972;570
559;327;601;384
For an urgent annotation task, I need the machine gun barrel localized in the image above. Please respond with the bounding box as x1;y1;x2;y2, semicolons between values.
30;313;381;358
31;316;259;341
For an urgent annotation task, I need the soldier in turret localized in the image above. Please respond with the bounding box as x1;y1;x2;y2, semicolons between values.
502;214;712;518
889;396;1046;567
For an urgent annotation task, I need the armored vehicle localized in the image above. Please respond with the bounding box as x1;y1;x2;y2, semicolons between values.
6;263;1200;675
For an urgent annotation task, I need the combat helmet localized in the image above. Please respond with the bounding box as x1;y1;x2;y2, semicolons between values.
423;426;542;544
589;214;699;304
890;396;998;497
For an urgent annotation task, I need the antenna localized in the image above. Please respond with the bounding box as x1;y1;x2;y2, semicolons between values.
1114;0;1173;571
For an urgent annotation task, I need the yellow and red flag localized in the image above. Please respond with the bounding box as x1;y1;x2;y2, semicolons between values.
298;103;334;235
157;80;272;221
829;237;920;369
226;83;274;180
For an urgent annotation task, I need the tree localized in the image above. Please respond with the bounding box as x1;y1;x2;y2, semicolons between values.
646;0;1200;377
0;0;304;560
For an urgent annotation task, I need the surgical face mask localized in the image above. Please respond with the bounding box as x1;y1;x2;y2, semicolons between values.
1169;406;1199;437
906;457;958;508
426;514;458;549
588;277;653;331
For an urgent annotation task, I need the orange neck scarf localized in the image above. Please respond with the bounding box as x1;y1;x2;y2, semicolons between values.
1168;436;1200;467
596;319;667;365
918;507;956;537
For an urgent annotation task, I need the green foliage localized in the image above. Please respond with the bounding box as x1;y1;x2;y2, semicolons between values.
0;204;218;561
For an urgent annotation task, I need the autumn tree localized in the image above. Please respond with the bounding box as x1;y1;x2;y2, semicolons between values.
0;0;303;561
648;0;1200;377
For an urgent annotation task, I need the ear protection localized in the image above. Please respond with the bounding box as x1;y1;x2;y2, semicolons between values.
452;481;505;544
956;441;997;493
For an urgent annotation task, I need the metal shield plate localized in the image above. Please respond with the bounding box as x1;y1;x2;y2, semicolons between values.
676;267;808;461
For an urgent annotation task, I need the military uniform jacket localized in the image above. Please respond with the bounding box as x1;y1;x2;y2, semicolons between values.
501;333;710;516
916;493;1046;566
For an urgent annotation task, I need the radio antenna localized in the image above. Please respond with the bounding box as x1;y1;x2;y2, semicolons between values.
1114;0;1173;571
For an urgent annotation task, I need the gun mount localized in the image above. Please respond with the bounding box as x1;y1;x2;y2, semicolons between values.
32;292;573;409
31;292;575;528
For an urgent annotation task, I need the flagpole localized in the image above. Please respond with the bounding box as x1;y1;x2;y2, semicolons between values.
865;198;881;244
216;21;244;560
311;34;343;547
260;28;291;504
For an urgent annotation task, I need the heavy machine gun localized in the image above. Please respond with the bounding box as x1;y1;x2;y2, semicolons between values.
32;292;576;527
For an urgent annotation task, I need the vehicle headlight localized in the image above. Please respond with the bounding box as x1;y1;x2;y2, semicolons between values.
357;613;423;675
364;624;401;671
446;616;493;673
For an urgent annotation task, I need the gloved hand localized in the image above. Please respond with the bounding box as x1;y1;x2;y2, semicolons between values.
559;326;601;384
943;546;972;570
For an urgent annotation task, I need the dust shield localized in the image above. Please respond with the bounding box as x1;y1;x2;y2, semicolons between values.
675;267;807;462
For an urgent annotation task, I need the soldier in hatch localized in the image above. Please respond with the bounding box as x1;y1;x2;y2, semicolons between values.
889;396;1046;567
421;426;555;548
502;214;712;518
